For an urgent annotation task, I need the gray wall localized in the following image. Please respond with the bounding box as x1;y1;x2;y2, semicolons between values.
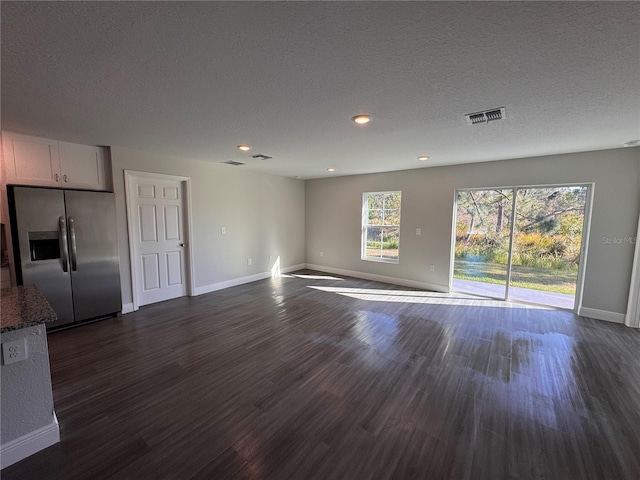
110;147;305;307
0;325;55;445
305;148;640;315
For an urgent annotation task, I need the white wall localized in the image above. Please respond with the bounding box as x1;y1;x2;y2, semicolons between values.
110;147;305;307
305;148;640;317
1;325;59;468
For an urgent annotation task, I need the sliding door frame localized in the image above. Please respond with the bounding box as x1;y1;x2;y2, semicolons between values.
450;182;594;313
625;214;640;328
573;183;594;313
504;192;518;301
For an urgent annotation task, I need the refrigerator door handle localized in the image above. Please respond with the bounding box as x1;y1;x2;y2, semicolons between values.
68;216;78;271
59;216;69;273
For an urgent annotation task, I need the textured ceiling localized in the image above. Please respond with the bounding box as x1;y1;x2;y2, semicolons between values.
2;2;639;179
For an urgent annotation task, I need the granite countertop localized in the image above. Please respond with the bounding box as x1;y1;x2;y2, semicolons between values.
0;284;57;333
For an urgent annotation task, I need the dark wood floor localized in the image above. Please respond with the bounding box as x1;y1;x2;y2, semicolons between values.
4;269;640;479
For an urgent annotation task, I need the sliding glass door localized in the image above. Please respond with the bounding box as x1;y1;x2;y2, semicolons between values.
453;189;514;300
452;185;589;310
509;186;588;309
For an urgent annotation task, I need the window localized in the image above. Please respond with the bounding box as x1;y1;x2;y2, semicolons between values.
362;191;401;263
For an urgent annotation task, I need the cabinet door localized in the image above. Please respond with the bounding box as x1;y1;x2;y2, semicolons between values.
2;132;62;186
59;142;110;191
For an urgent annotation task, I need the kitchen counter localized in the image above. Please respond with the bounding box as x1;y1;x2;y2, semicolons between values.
0;284;57;333
0;284;60;468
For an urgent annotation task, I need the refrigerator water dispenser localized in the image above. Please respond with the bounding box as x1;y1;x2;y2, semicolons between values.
28;231;60;261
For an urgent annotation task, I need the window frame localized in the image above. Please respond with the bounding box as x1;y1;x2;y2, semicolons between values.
361;191;402;264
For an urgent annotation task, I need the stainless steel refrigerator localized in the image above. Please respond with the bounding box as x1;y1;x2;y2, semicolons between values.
8;186;122;330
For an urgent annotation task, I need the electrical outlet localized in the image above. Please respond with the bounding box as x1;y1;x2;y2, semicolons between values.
320;251;324;258
247;258;252;266
429;264;435;272
221;226;227;235
3;338;27;365
416;228;422;236
269;255;272;261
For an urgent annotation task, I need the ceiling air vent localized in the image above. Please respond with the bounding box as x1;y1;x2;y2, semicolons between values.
465;107;506;125
251;153;272;160
221;160;245;166
468;113;486;124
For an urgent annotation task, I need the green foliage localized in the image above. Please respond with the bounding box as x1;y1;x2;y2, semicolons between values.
367;239;398;250
456;232;580;270
365;192;401;226
455;186;586;271
384;238;399;249
523;215;558;234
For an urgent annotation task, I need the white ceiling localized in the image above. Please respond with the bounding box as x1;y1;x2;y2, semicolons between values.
2;2;639;179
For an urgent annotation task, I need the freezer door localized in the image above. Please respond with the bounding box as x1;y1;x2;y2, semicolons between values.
11;187;74;328
64;190;122;321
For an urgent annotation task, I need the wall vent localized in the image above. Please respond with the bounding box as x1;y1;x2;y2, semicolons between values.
465;107;506;125
221;160;245;166
251;153;272;160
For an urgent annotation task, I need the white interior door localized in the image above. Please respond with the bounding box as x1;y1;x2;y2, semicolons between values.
128;174;188;307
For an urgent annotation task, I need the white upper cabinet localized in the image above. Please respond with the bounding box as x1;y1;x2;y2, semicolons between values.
59;141;110;191
2;132;62;186
2;132;111;191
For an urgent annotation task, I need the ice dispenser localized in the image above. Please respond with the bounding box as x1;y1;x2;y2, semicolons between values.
28;231;61;261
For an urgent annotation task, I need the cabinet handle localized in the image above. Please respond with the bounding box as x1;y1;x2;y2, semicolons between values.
55;173;60;182
63;174;68;183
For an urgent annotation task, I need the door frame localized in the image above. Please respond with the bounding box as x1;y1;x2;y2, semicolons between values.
625;214;640;328
124;170;195;311
450;182;594;313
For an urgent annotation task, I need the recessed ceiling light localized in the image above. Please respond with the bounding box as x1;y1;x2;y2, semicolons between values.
237;144;251;151
327;167;336;172
418;155;430;161
623;140;640;147
351;115;371;125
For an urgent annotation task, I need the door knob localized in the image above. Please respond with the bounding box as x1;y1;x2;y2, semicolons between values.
180;243;185;247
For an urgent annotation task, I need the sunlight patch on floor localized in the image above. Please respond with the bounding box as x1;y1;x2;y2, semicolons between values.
292;274;344;281
308;285;553;309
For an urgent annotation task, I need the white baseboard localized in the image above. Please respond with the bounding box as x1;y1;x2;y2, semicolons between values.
281;263;307;274
194;272;271;295
304;263;449;293
121;303;135;315
0;412;60;470
193;263;306;296
578;307;626;324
